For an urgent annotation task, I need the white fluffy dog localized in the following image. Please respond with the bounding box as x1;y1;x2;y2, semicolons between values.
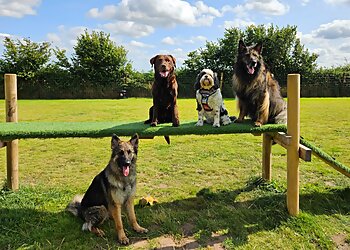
194;69;231;127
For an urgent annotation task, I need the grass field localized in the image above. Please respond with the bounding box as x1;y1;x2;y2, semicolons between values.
0;98;349;249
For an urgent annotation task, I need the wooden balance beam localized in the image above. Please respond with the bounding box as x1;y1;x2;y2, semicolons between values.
1;73;308;216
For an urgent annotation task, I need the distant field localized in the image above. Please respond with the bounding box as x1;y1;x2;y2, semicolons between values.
0;98;349;249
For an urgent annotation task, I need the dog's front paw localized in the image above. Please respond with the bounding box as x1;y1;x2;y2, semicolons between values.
134;225;148;234
254;121;262;127
234;118;244;123
195;120;204;126
222;120;231;126
151;122;157;127
172;122;180;127
118;234;130;245
213;122;220;128
222;117;231;126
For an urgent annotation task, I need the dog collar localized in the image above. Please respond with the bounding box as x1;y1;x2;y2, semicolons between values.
199;88;218;111
198;88;217;96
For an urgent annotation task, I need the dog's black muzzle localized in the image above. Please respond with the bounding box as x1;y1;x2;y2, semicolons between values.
118;157;131;167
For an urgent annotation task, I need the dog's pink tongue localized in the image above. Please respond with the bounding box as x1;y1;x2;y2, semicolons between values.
123;166;129;177
160;71;169;78
247;66;255;75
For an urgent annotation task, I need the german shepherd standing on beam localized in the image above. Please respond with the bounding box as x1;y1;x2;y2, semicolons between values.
233;40;287;126
66;134;148;245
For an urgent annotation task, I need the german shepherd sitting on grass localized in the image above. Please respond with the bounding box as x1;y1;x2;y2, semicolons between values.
66;134;148;245
233;40;287;127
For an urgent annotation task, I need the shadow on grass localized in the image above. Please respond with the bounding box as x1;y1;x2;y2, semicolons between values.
0;182;349;249
134;182;349;249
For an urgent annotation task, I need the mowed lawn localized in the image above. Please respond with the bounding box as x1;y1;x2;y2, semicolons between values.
0;98;349;249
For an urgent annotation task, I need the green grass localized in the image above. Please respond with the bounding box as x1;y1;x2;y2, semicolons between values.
0;98;349;249
0;118;287;140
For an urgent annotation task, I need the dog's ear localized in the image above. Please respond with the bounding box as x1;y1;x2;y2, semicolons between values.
214;72;220;89
129;133;139;153
254;42;263;54
238;40;246;53
168;55;176;68
194;71;202;91
111;134;121;149
150;55;158;68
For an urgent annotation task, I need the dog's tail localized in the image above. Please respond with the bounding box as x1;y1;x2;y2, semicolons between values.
66;194;83;217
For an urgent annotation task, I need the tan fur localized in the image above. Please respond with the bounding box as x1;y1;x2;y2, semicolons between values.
233;40;287;126
66;134;148;245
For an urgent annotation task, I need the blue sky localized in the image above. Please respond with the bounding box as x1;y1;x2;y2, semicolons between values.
1;0;350;71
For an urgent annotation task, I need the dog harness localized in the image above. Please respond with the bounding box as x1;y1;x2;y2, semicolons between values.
199;88;218;111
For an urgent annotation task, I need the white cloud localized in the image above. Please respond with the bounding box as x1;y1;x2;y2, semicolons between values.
300;0;310;6
339;43;350;52
223;19;255;29
185;35;207;44
313;20;350;39
315;44;350;67
102;21;154;38
158;48;187;67
245;0;289;16
172;49;187;68
0;0;41;18
46;33;61;44
324;0;350;4
162;36;176;45
194;1;222;17
160;35;207;46
46;25;88;51
87;0;221;28
126;47;187;72
227;0;289;17
129;40;154;48
87;5;118;19
193;35;207;42
298;27;350;67
221;5;235;13
0;33;11;39
297;31;313;43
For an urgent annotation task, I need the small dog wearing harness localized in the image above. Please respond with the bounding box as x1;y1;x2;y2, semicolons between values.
194;69;232;127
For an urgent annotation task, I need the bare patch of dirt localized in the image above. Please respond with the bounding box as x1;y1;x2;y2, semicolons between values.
131;239;150;249
332;233;350;250
157;236;177;249
130;224;229;249
131;233;228;249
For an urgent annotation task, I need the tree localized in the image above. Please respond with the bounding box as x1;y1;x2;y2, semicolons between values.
184;41;222;75
71;30;131;89
183;25;318;86
0;37;51;80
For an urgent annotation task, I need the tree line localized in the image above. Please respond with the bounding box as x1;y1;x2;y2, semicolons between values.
0;25;349;99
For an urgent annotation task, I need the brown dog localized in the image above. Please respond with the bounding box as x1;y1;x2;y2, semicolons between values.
144;55;180;127
233;40;287;127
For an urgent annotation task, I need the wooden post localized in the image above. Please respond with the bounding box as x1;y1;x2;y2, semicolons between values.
287;74;300;216
5;74;19;190
262;133;272;181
